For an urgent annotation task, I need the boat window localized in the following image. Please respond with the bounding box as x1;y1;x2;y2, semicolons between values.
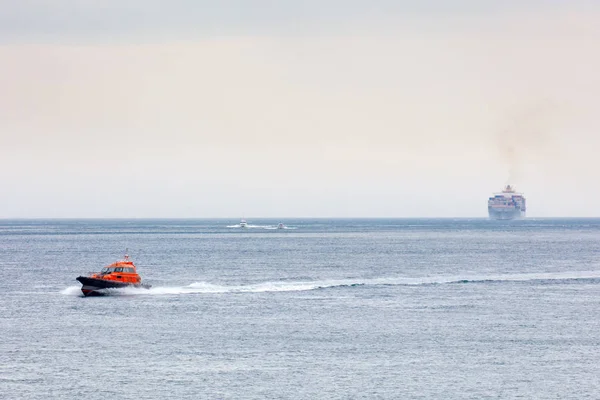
115;267;123;272
125;267;135;273
101;267;110;274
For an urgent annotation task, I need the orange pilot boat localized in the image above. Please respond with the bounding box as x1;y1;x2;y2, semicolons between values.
76;252;151;296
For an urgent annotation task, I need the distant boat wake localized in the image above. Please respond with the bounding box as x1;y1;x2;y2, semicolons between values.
60;270;600;297
226;224;296;230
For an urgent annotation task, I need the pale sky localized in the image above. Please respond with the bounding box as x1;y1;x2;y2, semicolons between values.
1;1;599;218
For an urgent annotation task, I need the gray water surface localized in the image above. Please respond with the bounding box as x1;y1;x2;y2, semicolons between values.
1;219;600;399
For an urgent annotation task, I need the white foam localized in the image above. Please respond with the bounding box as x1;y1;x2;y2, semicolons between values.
60;271;600;297
60;286;83;296
144;280;335;295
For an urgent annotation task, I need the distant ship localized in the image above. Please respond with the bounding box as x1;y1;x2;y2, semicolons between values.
239;219;248;228
488;185;526;220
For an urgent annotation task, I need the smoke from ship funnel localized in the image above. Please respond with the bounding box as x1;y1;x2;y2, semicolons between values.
504;144;520;185
495;100;559;185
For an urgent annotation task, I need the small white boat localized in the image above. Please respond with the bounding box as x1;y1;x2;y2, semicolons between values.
277;223;285;229
240;219;248;228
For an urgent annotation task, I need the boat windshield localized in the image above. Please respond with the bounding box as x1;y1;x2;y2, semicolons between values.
100;266;136;274
99;266;136;275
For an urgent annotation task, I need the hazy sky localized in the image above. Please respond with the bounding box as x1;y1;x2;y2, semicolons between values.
1;1;599;217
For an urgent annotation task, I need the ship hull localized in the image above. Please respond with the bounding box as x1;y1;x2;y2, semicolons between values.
76;276;151;296
488;208;525;220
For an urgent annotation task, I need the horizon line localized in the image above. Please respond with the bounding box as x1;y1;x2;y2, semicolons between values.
1;216;599;220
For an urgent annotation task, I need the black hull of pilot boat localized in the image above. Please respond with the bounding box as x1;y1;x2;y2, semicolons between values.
76;276;151;296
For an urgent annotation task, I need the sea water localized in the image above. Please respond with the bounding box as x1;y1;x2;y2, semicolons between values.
1;218;600;399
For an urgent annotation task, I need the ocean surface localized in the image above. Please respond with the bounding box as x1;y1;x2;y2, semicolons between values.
1;218;600;399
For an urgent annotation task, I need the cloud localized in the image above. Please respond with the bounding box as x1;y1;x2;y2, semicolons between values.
0;1;597;41
0;9;599;216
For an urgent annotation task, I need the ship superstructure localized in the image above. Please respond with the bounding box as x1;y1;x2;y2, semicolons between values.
488;185;526;220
